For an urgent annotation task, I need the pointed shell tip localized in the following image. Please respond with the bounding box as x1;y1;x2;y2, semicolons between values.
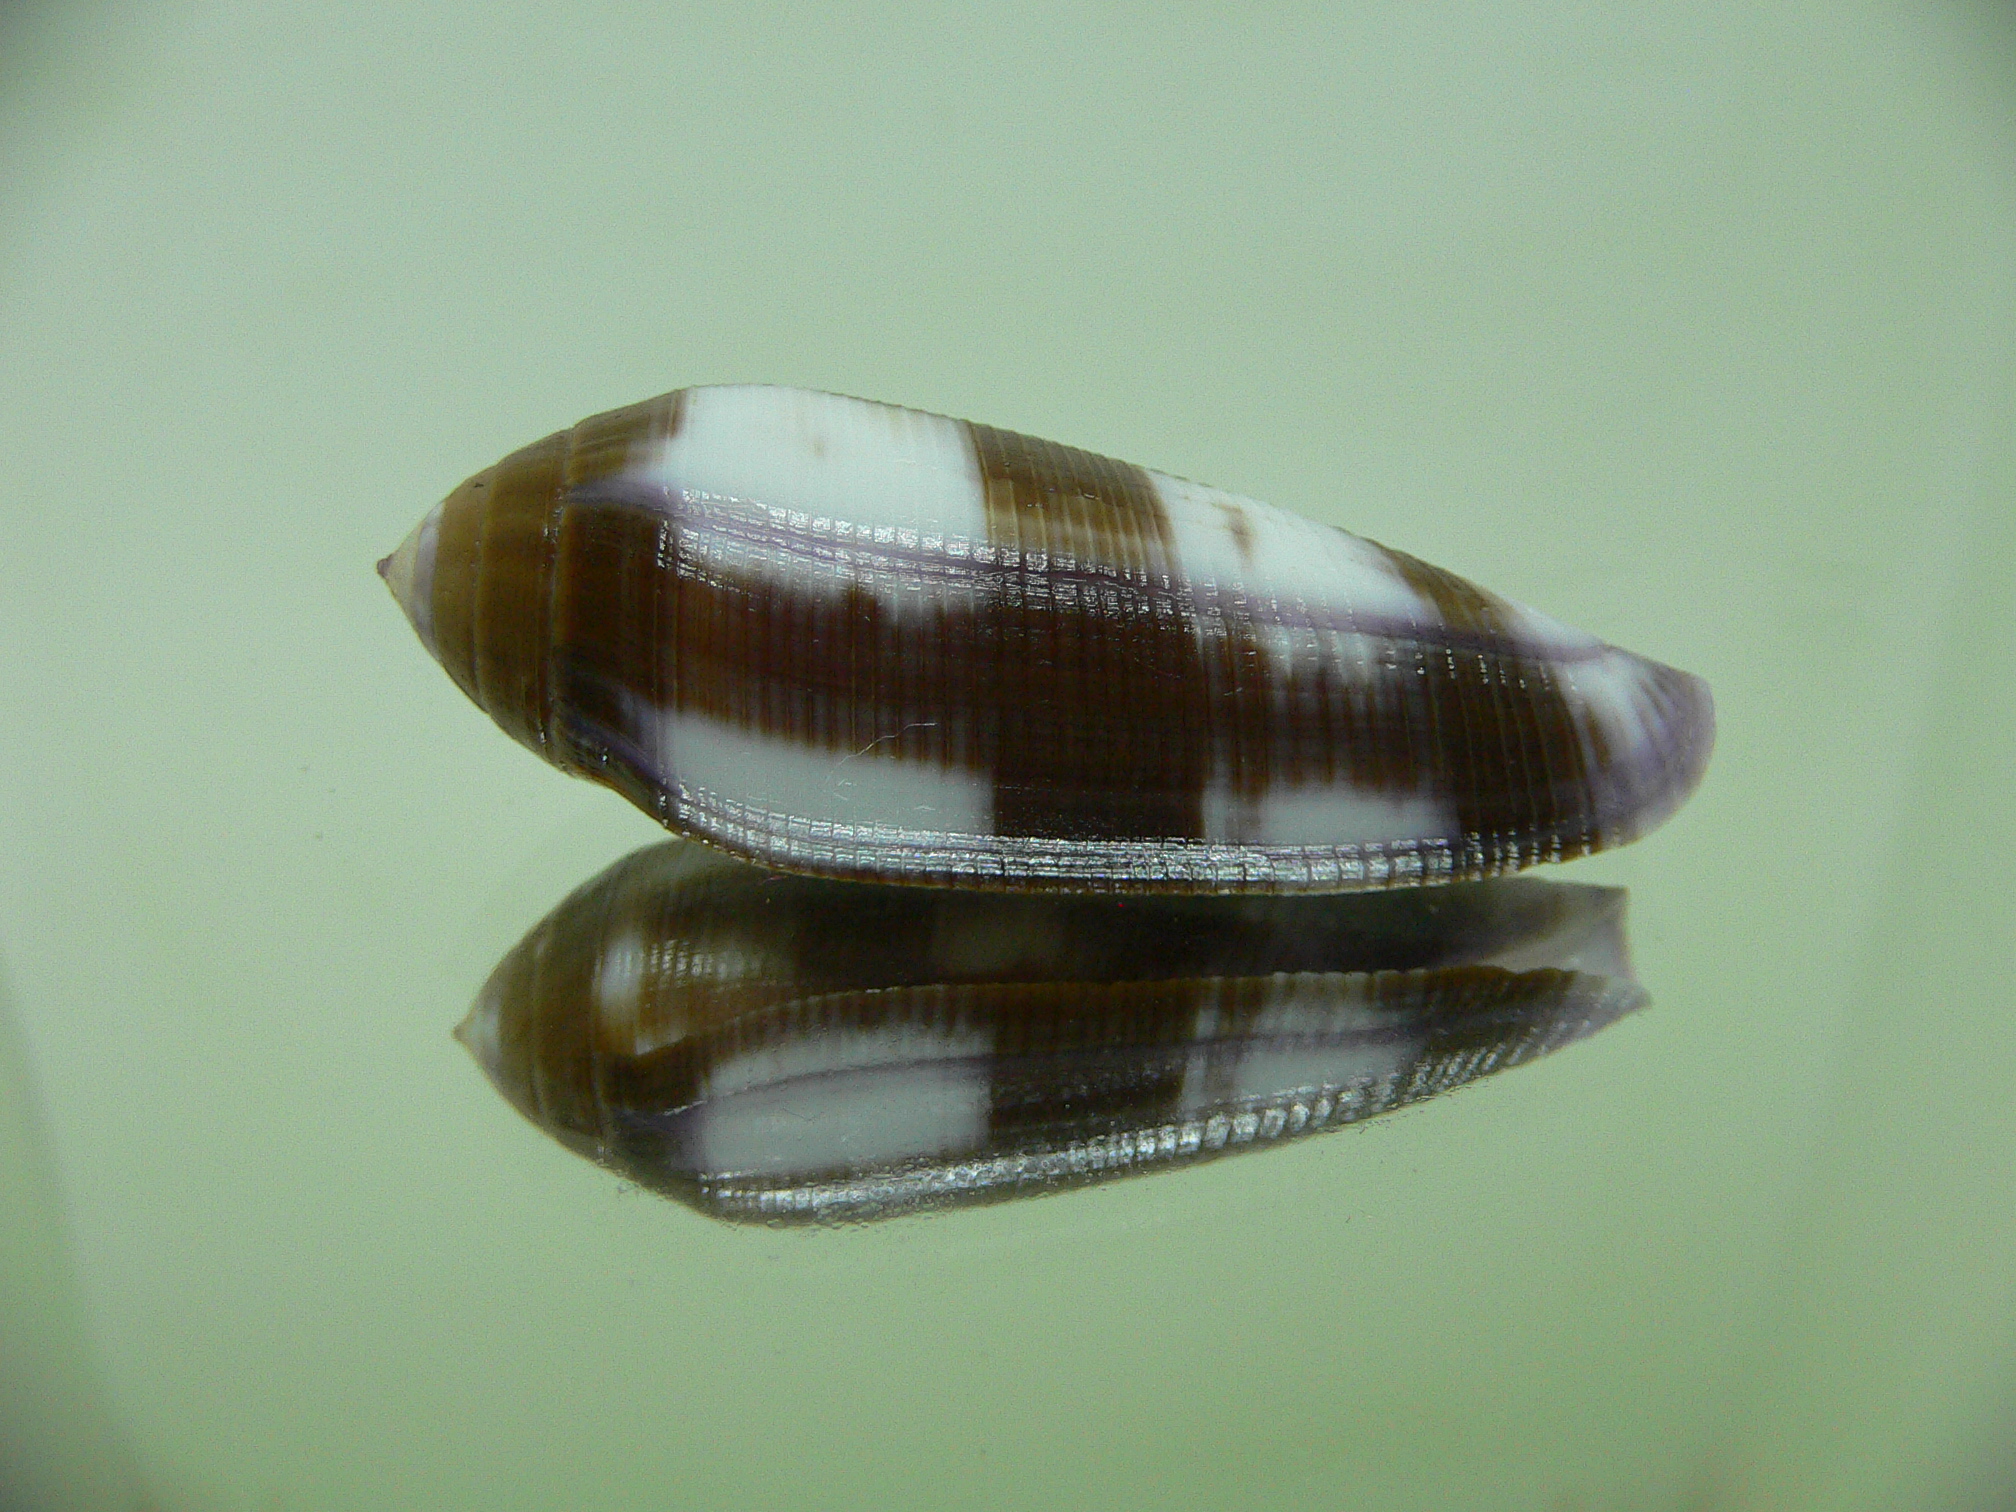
378;510;437;654
453;984;506;1084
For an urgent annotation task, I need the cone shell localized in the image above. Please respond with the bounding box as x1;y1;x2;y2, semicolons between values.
384;385;1712;892
461;843;1646;1222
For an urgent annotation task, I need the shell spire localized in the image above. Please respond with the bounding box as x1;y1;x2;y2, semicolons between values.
383;385;1712;893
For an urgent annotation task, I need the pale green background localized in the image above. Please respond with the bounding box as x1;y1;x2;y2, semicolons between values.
2;2;2013;1509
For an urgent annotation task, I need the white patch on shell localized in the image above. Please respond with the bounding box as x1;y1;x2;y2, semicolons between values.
592;927;648;1048
645;386;989;607
694;1026;991;1176
454;980;504;1083
1561;651;1663;760
1229;989;1419;1099
1203;780;1453;851
1179;978;1420;1113
595;929;646;1010
1503;599;1607;655
382;502;441;655
1199;618;1452;850
1150;471;1430;627
1557;651;1713;846
667;709;993;842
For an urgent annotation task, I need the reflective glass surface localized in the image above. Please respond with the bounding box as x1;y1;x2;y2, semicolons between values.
2;4;2013;1508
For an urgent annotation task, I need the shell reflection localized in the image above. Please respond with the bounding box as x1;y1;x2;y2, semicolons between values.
462;844;1647;1223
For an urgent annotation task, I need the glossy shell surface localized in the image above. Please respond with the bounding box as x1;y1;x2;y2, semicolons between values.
383;385;1712;892
461;842;1646;1223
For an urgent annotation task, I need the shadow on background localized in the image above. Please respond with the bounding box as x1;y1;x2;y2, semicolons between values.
0;960;152;1512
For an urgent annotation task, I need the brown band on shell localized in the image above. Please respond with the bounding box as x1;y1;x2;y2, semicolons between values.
1375;546;1602;866
474;904;607;1156
545;391;689;810
665;556;975;771
981;978;1207;1146
469;430;568;754
1195;615;1276;813
425;467;493;706
969;422;1181;573
592;976;1227;1153
968;422;1213;842
655;554;1223;843
557;960;1600;1192
983;973;1254;1144
426;391;690;785
984;571;1215;842
549;503;679;815
566;389;686;490
589;851;1583;1033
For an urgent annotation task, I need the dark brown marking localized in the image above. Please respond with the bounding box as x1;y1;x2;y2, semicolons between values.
968;422;1213;842
981;977;1207;1145
567;389;686;489
430;392;686;764
425;464;496;706
470;430;567;753
470;887;606;1156
548;503;679;815
969;422;1180;572
547;391;687;807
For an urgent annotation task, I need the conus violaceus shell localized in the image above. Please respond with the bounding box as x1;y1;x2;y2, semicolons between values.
382;386;1712;892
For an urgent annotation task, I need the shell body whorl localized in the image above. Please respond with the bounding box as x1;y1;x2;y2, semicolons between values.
383;385;1712;892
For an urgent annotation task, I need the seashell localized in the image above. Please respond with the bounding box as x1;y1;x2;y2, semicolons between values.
382;386;1712;892
459;841;1647;1223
